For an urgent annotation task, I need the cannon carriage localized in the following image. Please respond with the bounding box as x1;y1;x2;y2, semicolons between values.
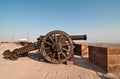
3;30;87;64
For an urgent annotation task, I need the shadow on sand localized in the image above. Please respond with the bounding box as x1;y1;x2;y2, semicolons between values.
27;52;47;62
27;52;104;72
27;52;116;79
72;57;116;79
72;57;105;73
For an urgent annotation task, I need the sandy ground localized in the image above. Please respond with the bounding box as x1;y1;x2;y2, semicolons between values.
0;43;118;79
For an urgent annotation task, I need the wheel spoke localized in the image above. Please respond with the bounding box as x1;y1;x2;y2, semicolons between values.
57;53;61;61
58;35;63;42
61;51;67;58
44;52;51;57
48;36;54;43
62;44;69;47
54;32;57;42
42;47;50;50
62;48;70;52
51;52;56;61
44;41;52;45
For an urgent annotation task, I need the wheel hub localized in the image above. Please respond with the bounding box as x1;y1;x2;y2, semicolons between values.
52;43;62;52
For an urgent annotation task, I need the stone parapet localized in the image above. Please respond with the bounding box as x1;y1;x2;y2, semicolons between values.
89;46;120;73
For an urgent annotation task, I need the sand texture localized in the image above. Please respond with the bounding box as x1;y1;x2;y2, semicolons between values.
0;43;117;79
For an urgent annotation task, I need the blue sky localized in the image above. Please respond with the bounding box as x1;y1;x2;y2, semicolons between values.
0;0;120;43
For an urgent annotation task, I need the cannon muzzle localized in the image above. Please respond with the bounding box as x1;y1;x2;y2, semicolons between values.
69;35;87;40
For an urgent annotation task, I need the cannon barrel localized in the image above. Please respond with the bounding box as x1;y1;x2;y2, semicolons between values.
38;35;87;41
69;35;87;40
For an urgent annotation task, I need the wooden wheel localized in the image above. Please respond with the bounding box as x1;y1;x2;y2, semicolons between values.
40;30;74;63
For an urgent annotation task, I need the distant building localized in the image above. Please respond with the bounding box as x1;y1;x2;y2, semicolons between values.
18;38;28;46
18;38;28;42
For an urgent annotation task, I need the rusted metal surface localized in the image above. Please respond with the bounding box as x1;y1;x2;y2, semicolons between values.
3;30;87;63
69;35;87;40
3;43;38;60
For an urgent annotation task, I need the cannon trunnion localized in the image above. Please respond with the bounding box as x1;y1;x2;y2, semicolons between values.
3;30;87;64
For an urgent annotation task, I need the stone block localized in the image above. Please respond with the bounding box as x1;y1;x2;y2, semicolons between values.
66;60;74;65
108;47;120;55
108;65;120;73
74;44;88;56
108;55;120;64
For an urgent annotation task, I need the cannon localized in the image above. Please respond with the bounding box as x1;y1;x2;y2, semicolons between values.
3;30;87;64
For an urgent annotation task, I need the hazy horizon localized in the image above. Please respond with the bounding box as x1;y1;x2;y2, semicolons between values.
0;0;120;43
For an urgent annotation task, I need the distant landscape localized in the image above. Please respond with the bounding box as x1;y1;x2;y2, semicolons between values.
88;43;120;47
75;41;120;47
1;42;120;47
